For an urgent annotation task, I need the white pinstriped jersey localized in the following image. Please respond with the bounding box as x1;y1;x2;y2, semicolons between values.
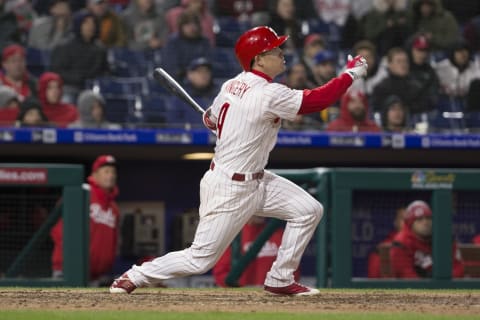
210;72;303;173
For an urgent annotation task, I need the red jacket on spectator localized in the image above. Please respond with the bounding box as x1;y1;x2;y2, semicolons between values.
213;219;299;287
50;174;120;280
38;72;78;127
367;230;398;278
390;224;464;278
326;90;381;132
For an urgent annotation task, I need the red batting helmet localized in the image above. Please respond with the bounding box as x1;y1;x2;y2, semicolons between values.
404;200;432;227
234;26;288;71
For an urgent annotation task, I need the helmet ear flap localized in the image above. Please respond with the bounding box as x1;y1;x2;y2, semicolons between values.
235;26;288;71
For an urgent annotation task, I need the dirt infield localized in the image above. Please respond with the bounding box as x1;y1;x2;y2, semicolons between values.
1;288;479;315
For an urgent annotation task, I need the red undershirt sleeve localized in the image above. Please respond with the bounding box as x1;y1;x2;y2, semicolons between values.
298;73;353;114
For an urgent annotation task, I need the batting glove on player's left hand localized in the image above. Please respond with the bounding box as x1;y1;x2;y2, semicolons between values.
344;55;368;80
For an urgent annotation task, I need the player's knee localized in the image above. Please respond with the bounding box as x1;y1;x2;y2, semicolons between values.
311;201;324;224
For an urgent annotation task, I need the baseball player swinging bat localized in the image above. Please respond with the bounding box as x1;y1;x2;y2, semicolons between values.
153;67;205;114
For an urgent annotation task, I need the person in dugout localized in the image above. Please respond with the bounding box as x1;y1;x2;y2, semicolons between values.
50;155;120;283
390;200;464;278
213;216;299;287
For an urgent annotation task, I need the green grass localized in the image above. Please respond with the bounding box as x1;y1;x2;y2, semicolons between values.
0;311;475;320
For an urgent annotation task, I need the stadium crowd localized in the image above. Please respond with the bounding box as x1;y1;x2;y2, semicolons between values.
0;0;480;132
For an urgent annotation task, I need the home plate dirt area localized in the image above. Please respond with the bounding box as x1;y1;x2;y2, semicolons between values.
0;288;479;315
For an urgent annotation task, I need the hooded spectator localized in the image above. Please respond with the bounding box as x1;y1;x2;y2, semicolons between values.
0;44;37;100
381;95;408;132
409;0;460;51
69;89;120;129
38;72;78;127
434;40;480;97
326;90;381;132
15;98;50;127
162;11;212;80
50;11;109;102
86;0;127;48
390;200;464;278
166;0;215;46
28;0;73;50
0;85;20;125
122;0;167;50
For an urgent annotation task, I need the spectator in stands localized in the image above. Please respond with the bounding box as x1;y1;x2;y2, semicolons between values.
311;0;351;29
300;33;327;88
390;200;464;278
0;0;22;50
381;95;409;133
367;206;406;278
0;44;37;100
282;62;321;131
15;98;50;127
162;11;212;80
0;85;20;125
184;57;217;100
326;90;381;132
213;216;299;287
349;40;388;96
28;0;73;50
38;72;78;127
360;0;411;56
433;40;480;98
267;0;304;52
50;11;109;103
408;0;460;52
51;155;120;283
212;0;269;24
4;0;37;37
370;47;433;116
312;50;336;86
166;0;215;46
86;0;127;48
69;89;121;129
122;0;167;50
407;34;439;109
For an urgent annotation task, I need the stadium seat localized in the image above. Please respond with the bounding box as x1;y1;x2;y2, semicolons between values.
141;95;168;127
108;48;156;77
86;77;149;98
214;16;250;47
211;47;242;78
428;96;466;133
104;95;137;124
25;47;50;77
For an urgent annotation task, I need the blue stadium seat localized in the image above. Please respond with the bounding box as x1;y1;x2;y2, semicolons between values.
465;112;480;132
25;47;50;77
211;47;242;78
214;16;250;47
86;77;149;97
104;95;136;124
108;48;156;77
428;95;466;133
141;95;168;126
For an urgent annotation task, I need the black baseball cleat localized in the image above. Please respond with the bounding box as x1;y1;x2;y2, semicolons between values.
264;282;320;296
110;273;137;294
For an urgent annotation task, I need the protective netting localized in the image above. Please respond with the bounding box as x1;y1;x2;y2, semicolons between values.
0;187;61;278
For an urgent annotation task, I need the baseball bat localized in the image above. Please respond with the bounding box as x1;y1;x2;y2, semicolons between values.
153;67;205;114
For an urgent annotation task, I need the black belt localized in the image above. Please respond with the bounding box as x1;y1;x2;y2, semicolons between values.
210;161;264;181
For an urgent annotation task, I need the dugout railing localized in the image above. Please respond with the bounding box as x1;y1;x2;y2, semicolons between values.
330;168;480;289
0;164;89;287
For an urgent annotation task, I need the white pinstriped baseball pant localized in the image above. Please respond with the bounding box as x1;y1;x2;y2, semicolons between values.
127;167;323;288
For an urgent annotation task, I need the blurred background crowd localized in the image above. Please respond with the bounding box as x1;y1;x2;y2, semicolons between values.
0;0;480;133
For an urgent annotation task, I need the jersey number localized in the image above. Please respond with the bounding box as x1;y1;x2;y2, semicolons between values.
217;102;230;139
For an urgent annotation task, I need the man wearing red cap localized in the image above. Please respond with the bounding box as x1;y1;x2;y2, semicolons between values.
0;44;37;100
50;155;120;282
390;200;464;278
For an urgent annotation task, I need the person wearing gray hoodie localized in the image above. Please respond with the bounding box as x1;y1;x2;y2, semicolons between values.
69;89;121;129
